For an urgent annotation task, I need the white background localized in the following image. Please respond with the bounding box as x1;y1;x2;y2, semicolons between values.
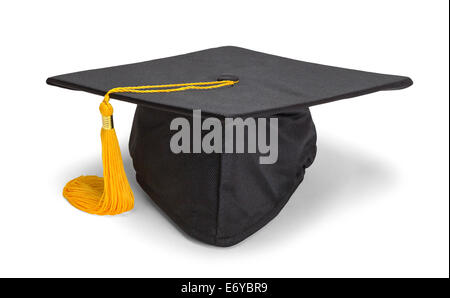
0;0;448;278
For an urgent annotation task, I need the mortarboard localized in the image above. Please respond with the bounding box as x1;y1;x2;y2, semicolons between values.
47;46;412;246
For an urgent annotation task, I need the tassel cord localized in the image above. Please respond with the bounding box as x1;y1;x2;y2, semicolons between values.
63;80;238;215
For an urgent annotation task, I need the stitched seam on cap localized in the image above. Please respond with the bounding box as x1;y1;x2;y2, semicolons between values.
214;149;224;244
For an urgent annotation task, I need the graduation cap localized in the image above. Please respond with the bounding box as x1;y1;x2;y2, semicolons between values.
47;46;412;246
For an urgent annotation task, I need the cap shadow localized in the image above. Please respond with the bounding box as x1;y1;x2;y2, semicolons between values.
241;138;398;248
56;137;397;250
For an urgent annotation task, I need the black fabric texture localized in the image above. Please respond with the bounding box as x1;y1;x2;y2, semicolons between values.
46;46;413;246
129;105;317;246
46;46;413;118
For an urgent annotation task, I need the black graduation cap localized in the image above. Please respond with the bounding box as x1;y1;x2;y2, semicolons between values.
47;46;412;246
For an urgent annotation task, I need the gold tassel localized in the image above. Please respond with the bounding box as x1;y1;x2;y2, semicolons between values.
63;101;134;215
62;80;238;215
